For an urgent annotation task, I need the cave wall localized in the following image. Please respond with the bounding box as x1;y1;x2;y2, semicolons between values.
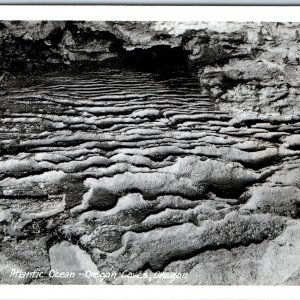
1;21;300;114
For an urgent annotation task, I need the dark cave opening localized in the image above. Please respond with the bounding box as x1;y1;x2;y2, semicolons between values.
121;45;191;74
55;44;193;80
0;20;193;80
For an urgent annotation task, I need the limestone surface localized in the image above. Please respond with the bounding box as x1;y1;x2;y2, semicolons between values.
0;21;300;285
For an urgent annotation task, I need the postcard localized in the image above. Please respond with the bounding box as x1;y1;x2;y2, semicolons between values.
0;5;300;300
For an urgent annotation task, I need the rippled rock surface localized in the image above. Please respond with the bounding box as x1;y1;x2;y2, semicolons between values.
1;21;300;285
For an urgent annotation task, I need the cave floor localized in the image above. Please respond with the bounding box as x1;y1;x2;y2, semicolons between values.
1;68;300;285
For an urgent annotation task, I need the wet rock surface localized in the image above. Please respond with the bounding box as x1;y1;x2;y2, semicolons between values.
0;21;300;285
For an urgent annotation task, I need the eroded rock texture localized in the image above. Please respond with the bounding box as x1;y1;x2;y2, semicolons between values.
1;21;300;285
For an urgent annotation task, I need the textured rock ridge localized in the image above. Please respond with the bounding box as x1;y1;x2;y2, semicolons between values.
0;21;300;285
2;21;300;114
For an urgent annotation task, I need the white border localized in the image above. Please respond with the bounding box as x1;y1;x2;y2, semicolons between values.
0;5;299;21
0;285;300;299
0;5;300;300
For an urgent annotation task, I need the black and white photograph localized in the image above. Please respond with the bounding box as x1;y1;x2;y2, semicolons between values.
1;17;300;286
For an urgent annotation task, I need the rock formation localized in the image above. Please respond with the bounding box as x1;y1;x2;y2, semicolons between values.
0;21;300;285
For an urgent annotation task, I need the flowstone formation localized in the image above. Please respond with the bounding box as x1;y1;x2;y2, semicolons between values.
1;21;300;285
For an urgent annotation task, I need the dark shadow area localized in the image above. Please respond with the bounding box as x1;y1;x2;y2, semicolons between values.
122;45;190;73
